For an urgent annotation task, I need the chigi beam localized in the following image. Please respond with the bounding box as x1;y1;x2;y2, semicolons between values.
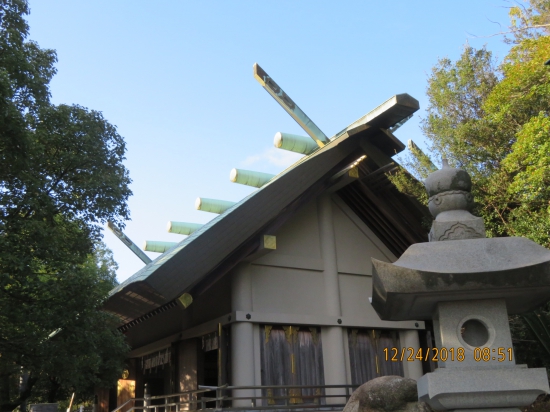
253;63;329;148
107;221;152;264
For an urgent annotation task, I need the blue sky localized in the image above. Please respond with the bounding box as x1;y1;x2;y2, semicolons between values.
27;1;514;282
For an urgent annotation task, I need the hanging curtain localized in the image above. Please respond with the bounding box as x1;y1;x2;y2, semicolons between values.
295;328;324;403
261;327;290;405
348;329;378;385
260;325;324;406
377;330;404;377
348;328;403;385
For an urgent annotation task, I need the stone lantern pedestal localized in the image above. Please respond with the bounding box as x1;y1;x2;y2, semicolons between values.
420;298;547;411
370;160;550;411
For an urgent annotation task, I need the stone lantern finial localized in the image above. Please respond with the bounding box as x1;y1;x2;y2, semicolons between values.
424;158;485;241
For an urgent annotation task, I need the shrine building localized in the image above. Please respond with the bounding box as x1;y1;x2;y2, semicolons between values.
100;89;431;411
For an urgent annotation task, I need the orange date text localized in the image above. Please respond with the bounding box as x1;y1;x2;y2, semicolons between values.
383;347;513;362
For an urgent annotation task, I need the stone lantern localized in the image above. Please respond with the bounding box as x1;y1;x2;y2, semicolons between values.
371;160;550;411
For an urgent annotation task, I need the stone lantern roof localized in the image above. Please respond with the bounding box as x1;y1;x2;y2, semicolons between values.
371;159;550;321
370;159;550;411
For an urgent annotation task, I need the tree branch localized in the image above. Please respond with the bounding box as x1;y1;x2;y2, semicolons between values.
467;23;550;39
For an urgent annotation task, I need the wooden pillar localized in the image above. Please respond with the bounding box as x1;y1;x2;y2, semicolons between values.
399;330;423;380
231;263;255;407
318;195;348;403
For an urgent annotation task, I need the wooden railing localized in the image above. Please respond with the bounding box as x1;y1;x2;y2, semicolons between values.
111;384;358;412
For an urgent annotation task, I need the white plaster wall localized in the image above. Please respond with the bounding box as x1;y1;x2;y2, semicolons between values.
248;195;420;327
265;199;322;259
250;195;398;318
331;197;422;331
133;189;423;365
234;194;424;387
339;274;374;321
250;265;326;315
251;199;325;316
338;274;416;329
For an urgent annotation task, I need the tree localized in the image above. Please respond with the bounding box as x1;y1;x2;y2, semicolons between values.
505;0;550;44
0;0;131;409
392;20;550;244
389;45;500;217
24;243;129;405
1;243;129;409
388;0;550;373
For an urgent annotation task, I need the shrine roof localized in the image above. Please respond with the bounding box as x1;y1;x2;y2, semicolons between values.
103;93;429;327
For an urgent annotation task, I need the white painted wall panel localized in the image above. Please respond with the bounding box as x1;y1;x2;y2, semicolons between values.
338;274;373;320
251;265;326;315
253;199;322;264
338;274;418;330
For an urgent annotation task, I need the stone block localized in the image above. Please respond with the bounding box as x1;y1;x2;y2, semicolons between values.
344;376;433;412
451;409;520;412
30;404;58;412
429;211;486;242
417;367;548;411
433;299;514;368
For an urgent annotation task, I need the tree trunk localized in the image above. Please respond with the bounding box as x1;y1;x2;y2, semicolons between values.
18;372;37;412
0;372;18;412
47;377;60;404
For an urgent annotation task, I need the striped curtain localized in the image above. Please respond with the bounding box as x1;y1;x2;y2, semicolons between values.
348;329;403;385
260;326;325;405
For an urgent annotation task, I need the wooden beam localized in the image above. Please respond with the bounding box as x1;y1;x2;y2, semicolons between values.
339;184;409;256
253;63;329;148
357;181;424;246
107;221;152;264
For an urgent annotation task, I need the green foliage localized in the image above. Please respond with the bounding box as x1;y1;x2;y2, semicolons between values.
520;309;550;359
503;111;550;244
395;0;550;373
402;9;550;244
0;243;129;410
390;45;499;217
387;167;429;206
422;46;499;173
386;141;435;212
25;244;129;405
0;0;56;181
0;1;131;409
482;35;550;243
407;141;437;177
507;0;550;44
